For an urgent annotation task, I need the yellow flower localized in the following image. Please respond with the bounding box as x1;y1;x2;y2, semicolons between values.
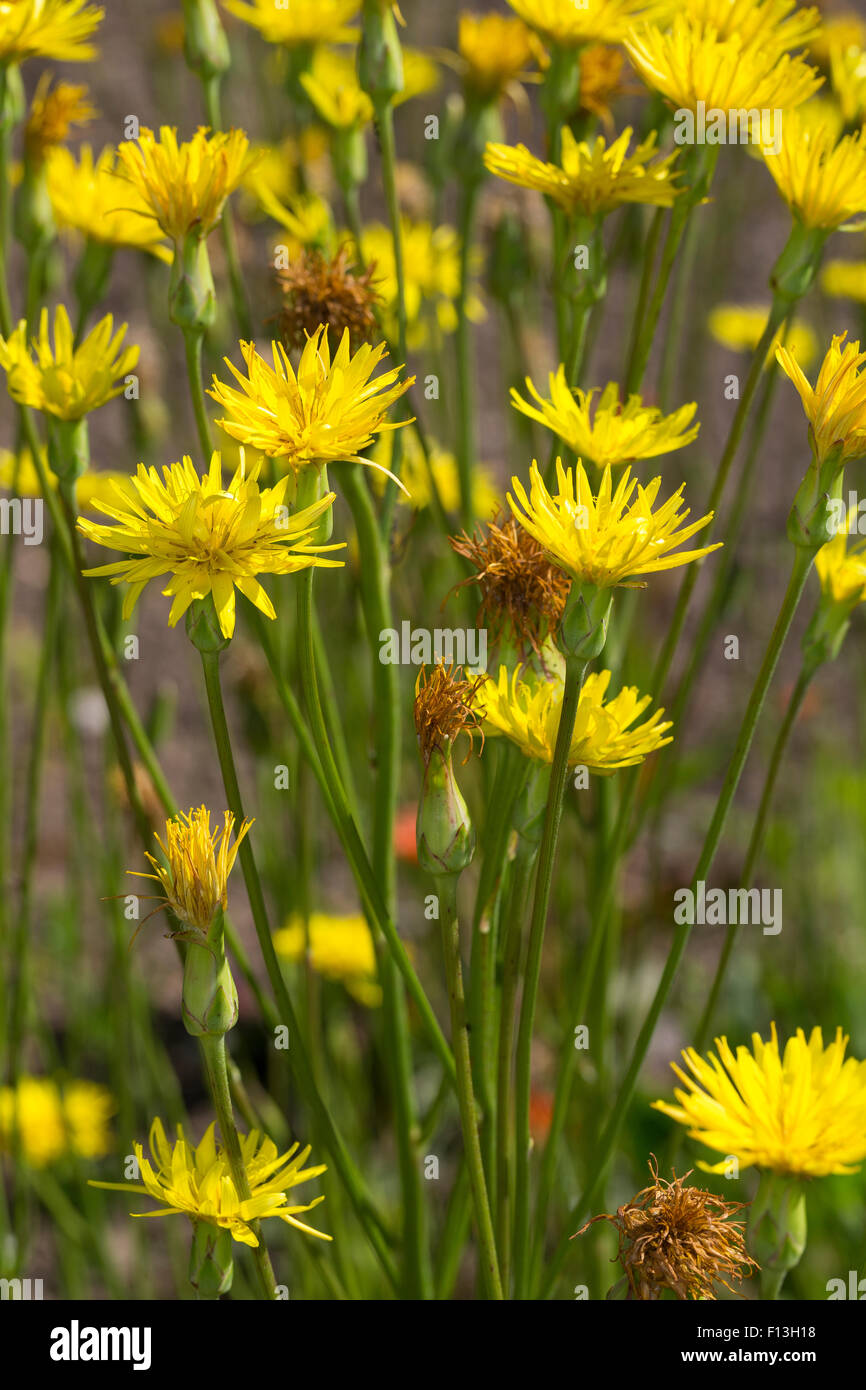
301;47;373;128
24;73;96;163
508;458;721;589
809;11;866;67
761;109;866;232
511;370;699;467
0;1076;113;1167
0;0;102;62
0;305;138;421
815;518;866;605
775;332;866;464
476;664;672;771
653;1024;866;1177
356;217;484;348
209;326;413;477
820;260;866;304
829;37;866;123
222;0;359;45
0;446;139;511
680;0;821;58
506;0;667;46
115;126;258;242
457;13;543;99
45;144;173;261
78;451;343;638
626;16;822;114
91;1117;331;1245
274;912;382;1006
130;806;252;934
484;126;681;218
258;188;334;256
371;428;499;517
707;303;818;368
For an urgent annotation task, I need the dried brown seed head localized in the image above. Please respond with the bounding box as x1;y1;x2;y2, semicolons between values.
274;244;382;352
450;512;571;658
413;662;486;766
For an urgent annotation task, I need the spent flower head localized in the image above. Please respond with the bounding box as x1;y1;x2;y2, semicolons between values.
78;450;343;639
274;245;381;352
511;370;699;467
576;1159;758;1300
115;125;258;242
209;326;413;478
450;513;571;658
0;305;138;421
91;1117;330;1245
476;664;672;772
654;1023;866;1177
413;662;486;766
508;458;721;589
484;126;681;218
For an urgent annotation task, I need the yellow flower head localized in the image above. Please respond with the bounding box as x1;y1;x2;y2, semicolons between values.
775;332;866;464
508;458;721;589
24;73;96;163
274;912;382;1006
222;0;359;45
357;217;483;348
761;108;866;232
45;144;173;261
78;451;343;638
115;126;258;242
654;1024;866;1177
0;1076;113;1167
301;47;374;128
131;806;251;934
814;513;866;605
511;370;699;467
209;326;413;477
484;126;681;218
506;0;667;46
809;11;866;67
457;12;542;99
707;302;818;368
0;0;102;62
829;36;866;124
680;0;821;58
91;1117;331;1246
821;259;866;305
476;664;672;772
626;16;822;114
0;305;138;421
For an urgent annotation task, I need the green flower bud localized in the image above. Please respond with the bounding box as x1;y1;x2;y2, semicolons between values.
747;1171;807;1300
416;745;475;878
181;909;239;1038
560;583;612;661
770;223;828;305
170;234;216;332
47;416;90;484
358;0;403;105
182;0;231;81
787;439;845;552
188;1218;234;1297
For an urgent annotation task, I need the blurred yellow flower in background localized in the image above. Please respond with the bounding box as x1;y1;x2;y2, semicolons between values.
275;912;382;1006
0;1076;113;1167
707;303;818;368
372;429;499;517
0;446;139;511
815;518;866;605
507;0;666;46
0;305;138;420
820;260;866;304
0;0;103;63
457;12;543;99
24;72;96;163
355;217;484;347
223;0;359;46
46;145;173;261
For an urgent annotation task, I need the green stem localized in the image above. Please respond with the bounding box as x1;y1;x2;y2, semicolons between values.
541;545;813;1296
513;655;587;1298
375;101;409;535
437;874;503;1300
202;76;252;341
199;1034;278;1300
455;178;480;524
198;645;400;1291
183;328;214;460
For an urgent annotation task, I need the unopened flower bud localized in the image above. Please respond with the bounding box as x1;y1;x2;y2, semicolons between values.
188;1217;234;1297
416;745;475;878
358;0;404;105
747;1171;807;1299
182;0;230;80
170;234;216;331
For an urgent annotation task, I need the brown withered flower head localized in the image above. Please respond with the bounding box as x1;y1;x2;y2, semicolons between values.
574;1159;758;1300
274;245;381;352
413;662;486;767
450;512;571;660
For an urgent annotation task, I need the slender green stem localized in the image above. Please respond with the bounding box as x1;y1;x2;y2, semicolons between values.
656;207;701;409
692;662;815;1054
198;645;400;1290
202;76;252;341
437;874;503;1300
622;207;663;389
455;178;480;524
183;328;214;460
200;1034;278;1300
495;840;537;1296
375;101;409;534
513;655;587;1298
541;545;813;1296
0;66;15;337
